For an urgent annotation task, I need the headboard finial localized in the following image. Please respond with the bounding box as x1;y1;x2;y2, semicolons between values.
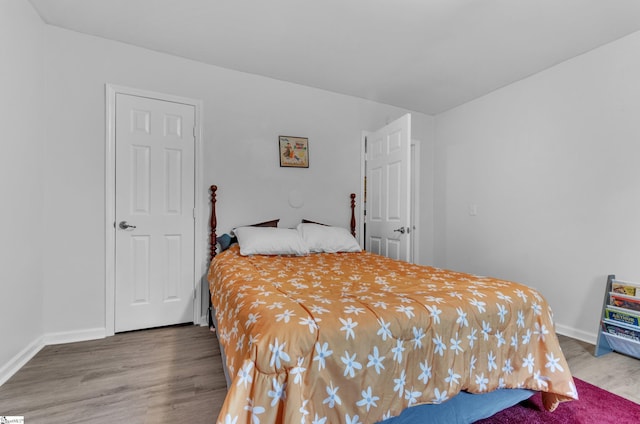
350;193;356;237
209;185;218;260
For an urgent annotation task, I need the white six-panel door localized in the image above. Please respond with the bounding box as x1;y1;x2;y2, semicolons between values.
115;93;195;332
365;114;411;261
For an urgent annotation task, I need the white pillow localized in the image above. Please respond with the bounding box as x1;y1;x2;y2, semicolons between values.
296;223;362;253
234;226;309;256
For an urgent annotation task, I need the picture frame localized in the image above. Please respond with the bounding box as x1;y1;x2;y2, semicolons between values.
279;136;309;168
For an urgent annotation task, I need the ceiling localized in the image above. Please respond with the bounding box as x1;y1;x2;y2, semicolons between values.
28;0;640;115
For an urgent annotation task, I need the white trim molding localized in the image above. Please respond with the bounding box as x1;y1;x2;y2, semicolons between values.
0;337;44;386
555;323;597;346
42;328;106;346
1;329;107;387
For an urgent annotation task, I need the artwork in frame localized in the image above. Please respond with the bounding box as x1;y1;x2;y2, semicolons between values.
279;136;309;168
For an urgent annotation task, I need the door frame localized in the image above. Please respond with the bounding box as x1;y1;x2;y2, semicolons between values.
105;84;204;336
360;129;420;263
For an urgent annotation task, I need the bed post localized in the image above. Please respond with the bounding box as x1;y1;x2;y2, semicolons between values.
209;185;218;260
208;185;217;330
350;193;356;237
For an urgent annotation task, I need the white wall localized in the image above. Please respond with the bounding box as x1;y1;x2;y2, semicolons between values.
434;31;640;342
40;25;435;335
0;0;44;378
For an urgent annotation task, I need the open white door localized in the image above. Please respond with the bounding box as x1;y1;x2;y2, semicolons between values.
365;114;411;261
114;93;195;332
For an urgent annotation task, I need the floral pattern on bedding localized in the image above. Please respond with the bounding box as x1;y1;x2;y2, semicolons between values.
208;245;576;424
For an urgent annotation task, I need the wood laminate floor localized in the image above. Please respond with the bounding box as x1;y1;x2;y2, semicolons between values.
0;326;638;423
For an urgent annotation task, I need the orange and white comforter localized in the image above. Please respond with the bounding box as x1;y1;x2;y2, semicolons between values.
208;245;576;424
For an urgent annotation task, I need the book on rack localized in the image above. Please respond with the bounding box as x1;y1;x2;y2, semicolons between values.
602;319;640;342
612;279;640;297
604;305;640;327
609;292;640;313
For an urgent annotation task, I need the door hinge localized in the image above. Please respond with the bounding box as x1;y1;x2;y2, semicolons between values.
193;208;196;219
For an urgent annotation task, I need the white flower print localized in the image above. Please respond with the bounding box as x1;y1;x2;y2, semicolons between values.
267;378;286;407
291;357;306;385
475;373;489;391
412;326;426;349
515;289;528;303
450;333;463;355
426;304;442;324
523;353;535;374
341;351;362;378
456;307;469;327
269;338;291;368
467;327;478;348
356;386;380;411
367;346;386;374
487;351;497;372
237;361;254;388
392;339;405;363
532;302;542;316
323;382;341;408
377;318;392;341
243;399;265;424
245;313;260;328
502;358;514;374
545;352;564;373
497;304;508;323
220;414;238;424
344;305;365;315
481;321;492;341
311;414;327;424
445;368;461;385
299;316;320;334
313;342;333;371
339;317;358;340
275;309;295;323
517;310;525;328
469;298;486;313
534;322;549;341
393;370;406;398
433;333;447;356
533;370;549;389
432;387;449;404
418;359;432;384
405;386;421;406
396;305;415;319
345;414;363;424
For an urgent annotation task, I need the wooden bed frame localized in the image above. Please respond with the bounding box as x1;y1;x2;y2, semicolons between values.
205;184;556;423
207;184;357;261
207;184;358;328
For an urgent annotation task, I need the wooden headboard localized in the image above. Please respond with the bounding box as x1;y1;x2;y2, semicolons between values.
208;185;357;260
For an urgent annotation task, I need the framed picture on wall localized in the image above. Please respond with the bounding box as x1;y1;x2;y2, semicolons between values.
279;136;309;168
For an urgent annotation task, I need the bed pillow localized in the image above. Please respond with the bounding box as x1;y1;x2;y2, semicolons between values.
235;226;309;256
216;233;236;253
296;223;362;253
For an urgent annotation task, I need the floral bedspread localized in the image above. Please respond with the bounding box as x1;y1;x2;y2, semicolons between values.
208;245;576;424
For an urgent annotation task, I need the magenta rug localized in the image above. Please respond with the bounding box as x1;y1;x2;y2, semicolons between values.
476;378;640;424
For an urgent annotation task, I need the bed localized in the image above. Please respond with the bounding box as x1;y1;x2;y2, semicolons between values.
207;185;577;424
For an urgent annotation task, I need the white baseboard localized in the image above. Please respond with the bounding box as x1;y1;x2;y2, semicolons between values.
555;323;597;345
1;328;106;387
0;336;44;386
42;327;106;346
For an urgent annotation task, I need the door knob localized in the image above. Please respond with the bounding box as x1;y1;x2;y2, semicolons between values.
393;226;407;234
119;221;137;230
